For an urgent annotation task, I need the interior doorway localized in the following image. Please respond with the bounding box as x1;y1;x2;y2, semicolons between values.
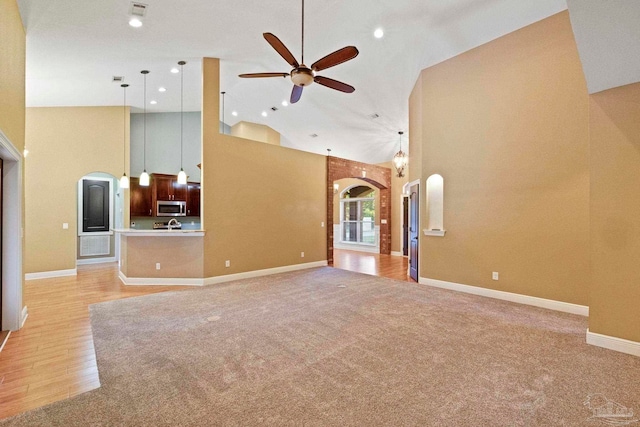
409;182;419;282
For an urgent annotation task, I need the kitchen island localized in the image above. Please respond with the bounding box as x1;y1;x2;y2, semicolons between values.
115;228;206;285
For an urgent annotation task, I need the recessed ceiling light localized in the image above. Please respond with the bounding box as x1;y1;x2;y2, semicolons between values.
232;111;238;116
158;87;166;92
374;28;384;39
170;68;179;74
282;100;288;107
129;18;143;28
261;111;268;117
150;100;157;105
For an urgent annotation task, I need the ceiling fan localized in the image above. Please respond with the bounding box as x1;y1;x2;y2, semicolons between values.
239;0;359;104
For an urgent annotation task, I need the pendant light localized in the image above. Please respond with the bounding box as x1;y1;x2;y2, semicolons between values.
221;91;226;134
119;83;130;189
177;60;188;185
393;131;408;178
139;70;150;186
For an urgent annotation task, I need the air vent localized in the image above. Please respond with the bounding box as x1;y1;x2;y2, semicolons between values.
368;113;380;119
270;106;278;111
310;133;318;138
129;2;148;17
112;76;124;83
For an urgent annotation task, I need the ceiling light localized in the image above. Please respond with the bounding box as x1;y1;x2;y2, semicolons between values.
177;61;188;185
119;84;130;189
261;111;268;117
170;68;179;74
158;87;166;92
393;131;408;178
374;28;384;39
129;18;142;28
150;100;157;105
282;100;288;107
232;111;238;116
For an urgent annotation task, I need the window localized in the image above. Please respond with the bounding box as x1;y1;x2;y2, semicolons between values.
341;185;376;245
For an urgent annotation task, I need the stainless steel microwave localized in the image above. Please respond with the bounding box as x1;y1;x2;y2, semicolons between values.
157;200;186;217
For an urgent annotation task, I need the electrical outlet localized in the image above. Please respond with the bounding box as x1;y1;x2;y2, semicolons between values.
492;272;499;280
301;252;305;258
321;221;325;227
156;263;161;270
225;260;230;268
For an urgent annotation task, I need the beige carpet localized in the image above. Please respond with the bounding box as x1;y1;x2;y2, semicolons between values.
1;267;639;426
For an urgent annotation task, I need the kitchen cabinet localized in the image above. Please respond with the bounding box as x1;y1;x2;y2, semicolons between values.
153;174;187;201
130;177;153;217
187;182;200;216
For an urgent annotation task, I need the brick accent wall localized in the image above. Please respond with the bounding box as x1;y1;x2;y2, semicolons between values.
327;156;392;262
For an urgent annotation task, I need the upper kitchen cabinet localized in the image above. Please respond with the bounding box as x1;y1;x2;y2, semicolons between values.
187;182;201;217
153;173;187;201
130;177;153;217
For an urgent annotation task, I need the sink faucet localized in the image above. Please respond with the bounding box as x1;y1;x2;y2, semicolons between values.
167;218;180;230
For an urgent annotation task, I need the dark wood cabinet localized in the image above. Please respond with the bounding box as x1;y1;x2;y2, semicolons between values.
153;174;187;201
130;177;153;217
187;182;200;217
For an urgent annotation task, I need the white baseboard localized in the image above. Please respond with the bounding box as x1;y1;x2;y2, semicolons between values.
586;329;640;357
25;268;77;280
419;277;589;316
77;257;117;266
119;261;328;287
20;306;28;328
203;261;328;286
391;251;403;257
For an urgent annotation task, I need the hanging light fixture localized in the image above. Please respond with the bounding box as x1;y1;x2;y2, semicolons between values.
393;131;408;178
221;91;226;135
139;70;150;186
119;83;130;189
177;60;188;185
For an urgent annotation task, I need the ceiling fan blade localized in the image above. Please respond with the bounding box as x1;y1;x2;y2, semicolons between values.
291;85;304;103
263;33;299;68
310;46;359;72
314;76;355;93
238;72;289;78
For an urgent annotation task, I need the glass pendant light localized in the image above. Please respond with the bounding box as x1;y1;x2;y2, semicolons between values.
177;60;187;185
119;83;130;189
393;131;408;178
139;70;150;186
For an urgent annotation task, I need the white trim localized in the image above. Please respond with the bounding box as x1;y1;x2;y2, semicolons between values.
20;306;28;328
419;277;589;316
25;269;78;280
119;260;328;287
76;257;118;266
423;229;446;237
0;129;24;331
586;329;640;357
391;251;403;257
203;261;328;286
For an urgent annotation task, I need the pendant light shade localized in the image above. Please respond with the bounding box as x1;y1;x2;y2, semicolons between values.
393;131;408;178
177;60;187;184
120;84;130;189
140;70;150;186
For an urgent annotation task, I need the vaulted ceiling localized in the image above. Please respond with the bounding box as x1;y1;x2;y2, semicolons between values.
18;0;569;163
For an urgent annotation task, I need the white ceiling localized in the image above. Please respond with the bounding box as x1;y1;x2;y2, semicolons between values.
567;0;640;94
17;0;568;164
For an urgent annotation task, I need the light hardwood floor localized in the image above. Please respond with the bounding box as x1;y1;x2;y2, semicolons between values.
0;251;410;420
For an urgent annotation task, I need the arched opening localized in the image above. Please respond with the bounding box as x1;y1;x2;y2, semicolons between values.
334;183;379;252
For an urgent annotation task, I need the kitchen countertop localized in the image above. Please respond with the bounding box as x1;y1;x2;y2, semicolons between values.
113;228;205;237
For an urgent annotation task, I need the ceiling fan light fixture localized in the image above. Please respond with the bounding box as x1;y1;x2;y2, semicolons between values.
291;67;314;87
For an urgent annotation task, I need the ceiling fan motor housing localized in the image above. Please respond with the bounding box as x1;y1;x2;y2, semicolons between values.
291;66;314;87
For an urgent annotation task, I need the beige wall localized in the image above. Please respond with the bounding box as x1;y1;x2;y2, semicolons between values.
121;236;204;278
202;58;326;278
378;161;409;254
0;0;25;151
589;82;640;342
25;107;129;273
230;121;281;146
410;11;590;305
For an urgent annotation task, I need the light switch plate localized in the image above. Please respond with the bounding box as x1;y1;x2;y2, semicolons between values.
62;223;69;229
